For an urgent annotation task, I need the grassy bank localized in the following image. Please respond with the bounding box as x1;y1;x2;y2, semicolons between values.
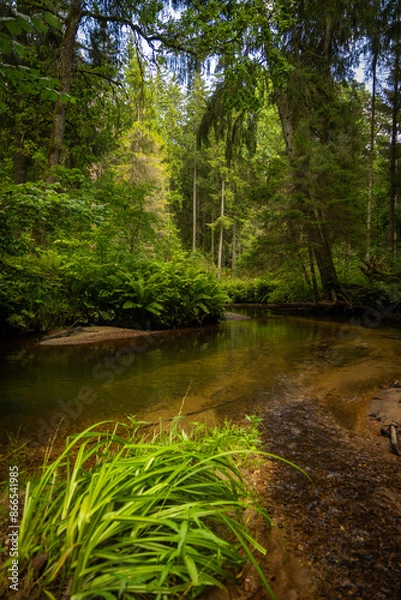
0;417;304;599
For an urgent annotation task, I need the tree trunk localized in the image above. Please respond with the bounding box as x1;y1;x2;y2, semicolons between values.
366;45;378;261
13;152;27;184
211;211;215;259
274;89;340;298
217;177;225;278
274;88;295;158
309;208;340;297
308;243;319;303
389;10;401;261
323;15;333;61
13;127;28;184
232;221;237;270
192;144;197;252
389;56;399;261
395;196;398;260
45;0;82;179
13;117;28;183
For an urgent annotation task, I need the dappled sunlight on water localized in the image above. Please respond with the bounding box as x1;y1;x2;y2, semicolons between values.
0;313;400;447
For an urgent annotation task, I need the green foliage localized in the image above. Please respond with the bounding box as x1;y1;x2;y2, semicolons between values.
342;281;401;309
65;258;225;330
1;0;399;309
267;280;314;303
0;253;224;333
0;178;224;333
7;418;303;599
150;261;225;328
1;0;401;289
222;276;315;304
221;278;275;303
0;254;76;333
0;8;62;104
0;182;97;255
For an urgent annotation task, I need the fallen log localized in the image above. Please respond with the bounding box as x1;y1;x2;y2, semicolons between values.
224;302;336;309
223;301;346;314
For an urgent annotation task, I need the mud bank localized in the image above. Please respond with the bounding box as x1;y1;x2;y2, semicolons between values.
255;397;401;600
37;312;248;346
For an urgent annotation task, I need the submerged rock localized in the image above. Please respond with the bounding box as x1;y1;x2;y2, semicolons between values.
223;311;251;321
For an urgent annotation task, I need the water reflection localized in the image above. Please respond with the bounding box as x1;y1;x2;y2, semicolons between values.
0;313;399;446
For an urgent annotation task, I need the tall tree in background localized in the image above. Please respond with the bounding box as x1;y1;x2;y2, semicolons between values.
364;0;383;261
382;0;401;261
46;0;82;176
169;0;371;295
190;69;206;252
260;0;369;297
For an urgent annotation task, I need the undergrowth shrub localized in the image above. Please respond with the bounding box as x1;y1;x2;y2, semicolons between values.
221;278;275;303
267;279;314;303
64;258;225;330
0;255;225;333
343;281;401;308
0;258;76;333
0;418;304;599
0;180;224;334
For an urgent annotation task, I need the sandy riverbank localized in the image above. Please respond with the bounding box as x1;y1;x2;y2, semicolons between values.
37;325;158;346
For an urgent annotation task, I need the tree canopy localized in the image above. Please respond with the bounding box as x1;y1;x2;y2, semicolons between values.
1;0;401;334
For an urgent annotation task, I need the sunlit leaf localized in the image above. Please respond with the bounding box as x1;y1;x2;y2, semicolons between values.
4;19;23;35
13;41;27;58
43;12;61;30
31;15;48;33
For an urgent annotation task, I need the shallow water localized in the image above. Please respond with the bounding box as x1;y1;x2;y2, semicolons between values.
0;312;400;448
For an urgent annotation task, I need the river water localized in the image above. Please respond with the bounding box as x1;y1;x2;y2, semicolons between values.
0;312;400;449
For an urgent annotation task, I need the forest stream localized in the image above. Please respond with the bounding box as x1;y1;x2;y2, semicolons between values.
1;311;401;599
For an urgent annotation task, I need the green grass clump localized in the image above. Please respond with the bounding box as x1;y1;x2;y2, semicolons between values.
3;418;298;599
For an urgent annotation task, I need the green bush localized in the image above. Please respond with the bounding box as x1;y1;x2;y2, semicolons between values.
221;277;275;303
0;182;98;256
0;254;225;333
267;279;314;303
343;281;401;308
0;257;76;333
60;257;225;330
0;180;225;334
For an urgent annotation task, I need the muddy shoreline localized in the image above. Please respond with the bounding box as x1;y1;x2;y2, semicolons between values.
251;390;401;600
36;313;250;346
37;325;163;346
